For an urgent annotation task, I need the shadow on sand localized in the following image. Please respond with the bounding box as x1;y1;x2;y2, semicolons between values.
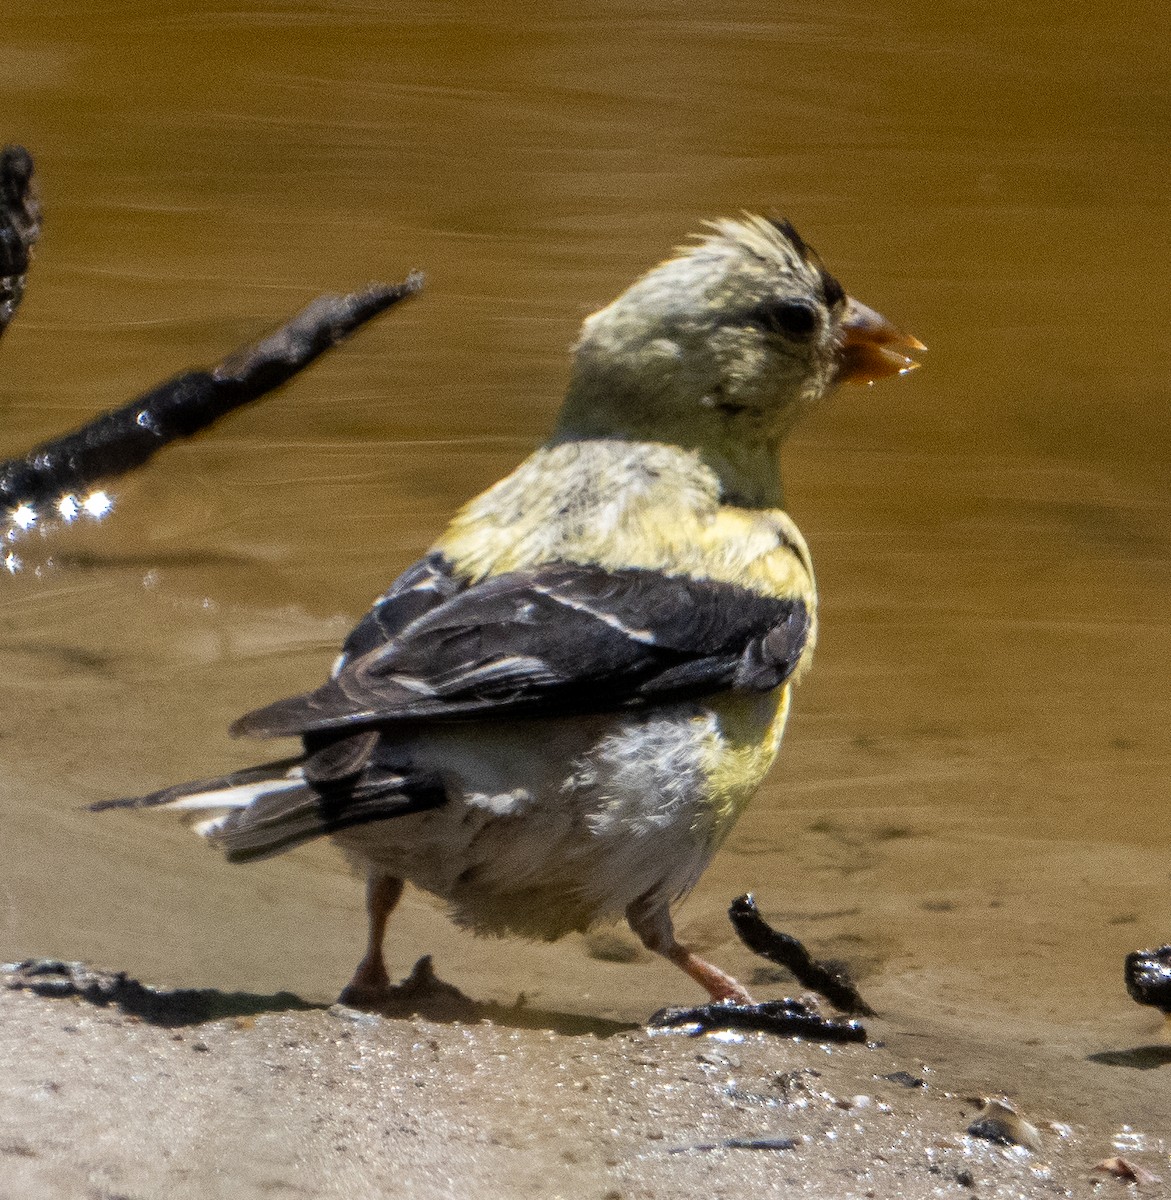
3;956;637;1038
3;958;324;1026
1086;1044;1171;1070
338;954;638;1037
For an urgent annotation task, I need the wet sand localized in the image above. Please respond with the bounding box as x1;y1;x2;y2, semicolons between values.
2;959;1168;1200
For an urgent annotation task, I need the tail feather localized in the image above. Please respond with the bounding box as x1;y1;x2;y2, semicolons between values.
205;773;447;863
92;748;448;864
90;757;304;813
165;777;303;811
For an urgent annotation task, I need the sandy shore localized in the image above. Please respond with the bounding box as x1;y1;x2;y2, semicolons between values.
2;959;1167;1199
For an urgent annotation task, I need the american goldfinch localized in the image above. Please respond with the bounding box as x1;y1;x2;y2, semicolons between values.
98;217;921;1008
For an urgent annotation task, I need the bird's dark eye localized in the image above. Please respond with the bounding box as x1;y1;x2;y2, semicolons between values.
748;299;819;340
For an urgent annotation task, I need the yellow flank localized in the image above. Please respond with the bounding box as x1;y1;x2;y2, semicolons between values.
699;686;792;843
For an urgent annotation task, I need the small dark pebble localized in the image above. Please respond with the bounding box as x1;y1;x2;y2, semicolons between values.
966;1098;1041;1152
881;1070;925;1089
192;1042;211;1052
955;1168;975;1187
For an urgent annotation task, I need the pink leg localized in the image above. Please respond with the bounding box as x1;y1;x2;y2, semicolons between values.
627;892;755;1005
337;873;404;1009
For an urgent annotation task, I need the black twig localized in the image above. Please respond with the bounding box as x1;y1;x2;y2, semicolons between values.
0;144;40;341
0;274;423;512
728;893;876;1016
648;997;866;1043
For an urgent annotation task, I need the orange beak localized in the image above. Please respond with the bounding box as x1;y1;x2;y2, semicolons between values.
834;297;926;385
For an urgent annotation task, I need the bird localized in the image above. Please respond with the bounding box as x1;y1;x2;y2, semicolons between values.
96;216;922;1010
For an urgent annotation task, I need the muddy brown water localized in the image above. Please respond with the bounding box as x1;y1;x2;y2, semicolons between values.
0;0;1168;1160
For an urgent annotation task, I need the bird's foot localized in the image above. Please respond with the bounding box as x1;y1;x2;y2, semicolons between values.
667;946;755;1006
337;955;478;1019
337;967;395;1012
337;982;397;1011
708;979;755;1006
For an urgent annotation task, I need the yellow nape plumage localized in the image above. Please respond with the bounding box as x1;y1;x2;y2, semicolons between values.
100;215;921;1010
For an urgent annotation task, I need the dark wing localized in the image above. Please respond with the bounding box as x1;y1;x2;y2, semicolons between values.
233;563;810;740
333;552;465;670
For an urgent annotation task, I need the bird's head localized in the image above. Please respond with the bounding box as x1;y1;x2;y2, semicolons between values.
553;215;923;505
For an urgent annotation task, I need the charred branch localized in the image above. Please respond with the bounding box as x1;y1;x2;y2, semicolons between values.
0;144;40;341
728;893;876;1016
0;275;423;513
